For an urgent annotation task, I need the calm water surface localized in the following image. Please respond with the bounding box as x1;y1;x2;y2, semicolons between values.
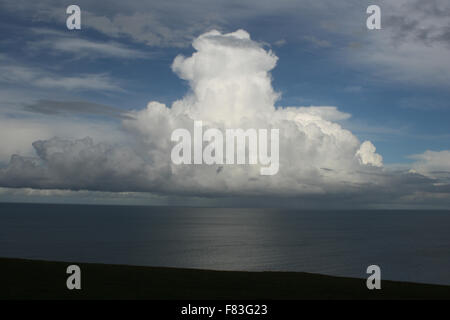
0;203;449;285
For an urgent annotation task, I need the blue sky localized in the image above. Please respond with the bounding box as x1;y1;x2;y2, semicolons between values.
0;0;449;207
1;1;448;164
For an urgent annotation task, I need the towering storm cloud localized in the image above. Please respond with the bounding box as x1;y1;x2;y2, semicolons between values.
124;30;386;195
1;29;448;205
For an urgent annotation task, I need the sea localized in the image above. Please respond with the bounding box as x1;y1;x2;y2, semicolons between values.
0;203;449;285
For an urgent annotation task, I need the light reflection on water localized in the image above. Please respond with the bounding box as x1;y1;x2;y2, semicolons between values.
0;203;450;285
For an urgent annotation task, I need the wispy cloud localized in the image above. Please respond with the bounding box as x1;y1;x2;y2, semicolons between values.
24;100;133;119
0;63;121;91
35;73;120;91
302;35;332;48
29;28;149;59
409;150;450;182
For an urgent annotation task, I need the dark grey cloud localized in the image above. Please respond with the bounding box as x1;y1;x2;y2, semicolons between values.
413;0;450;18
385;0;450;47
0;137;157;192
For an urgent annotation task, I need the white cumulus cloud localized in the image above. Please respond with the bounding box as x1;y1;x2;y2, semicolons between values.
1;29;384;196
356;141;383;167
409;150;450;180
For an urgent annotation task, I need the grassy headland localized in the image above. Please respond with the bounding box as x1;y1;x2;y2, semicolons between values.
1;257;449;299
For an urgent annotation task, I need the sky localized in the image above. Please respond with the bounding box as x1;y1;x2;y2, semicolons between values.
0;0;449;208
